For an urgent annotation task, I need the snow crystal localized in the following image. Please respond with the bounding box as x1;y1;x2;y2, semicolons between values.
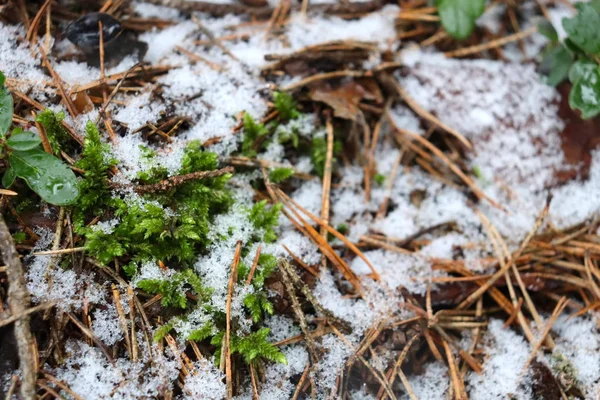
92;305;124;346
140;21;198;64
551;314;600;396
52;340;178;399
351;250;436;295
404;362;449;400
182;359;226;400
467;319;532;400
112;92;165;133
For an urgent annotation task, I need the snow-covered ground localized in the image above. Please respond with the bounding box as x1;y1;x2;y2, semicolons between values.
2;0;600;398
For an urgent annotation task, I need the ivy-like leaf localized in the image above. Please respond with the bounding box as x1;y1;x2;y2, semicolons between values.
6;131;42;151
437;0;485;40
569;60;597;83
541;45;574;87
2;167;15;188
569;66;600;119
538;20;558;42
562;3;600;55
9;148;79;205
0;71;13;136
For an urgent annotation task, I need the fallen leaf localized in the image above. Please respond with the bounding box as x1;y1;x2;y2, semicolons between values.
310;81;366;120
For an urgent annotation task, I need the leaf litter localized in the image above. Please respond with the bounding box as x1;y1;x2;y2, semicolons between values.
1;0;600;399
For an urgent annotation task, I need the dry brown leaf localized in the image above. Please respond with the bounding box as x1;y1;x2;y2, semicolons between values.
310;81;366;120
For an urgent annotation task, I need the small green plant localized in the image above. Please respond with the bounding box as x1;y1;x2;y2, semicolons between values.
540;3;600;118
75;122;116;215
12;231;26;244
310;136;342;178
78;140;233;264
0;71;79;206
437;0;485;40
273;91;299;121
268;167;294;183
241;112;269;157
212;328;287;366
247;200;283;243
137;269;210;309
36;109;70;155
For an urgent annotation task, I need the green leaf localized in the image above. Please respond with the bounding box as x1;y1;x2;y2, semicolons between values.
541;45;574;86
2;167;15;188
569;66;600;119
0;75;13;137
538;20;559;42
6;131;42;151
0;71;5;87
437;0;486;40
569;60;597;83
562;3;600;55
9;148;79;205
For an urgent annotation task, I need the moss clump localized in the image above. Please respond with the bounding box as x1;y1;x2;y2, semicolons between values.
212;328;287;366
273;91;299;122
36;109;70;155
310;136;342;178
137;269;211;309
241;113;269;157
268;167;294;183
77;139;233;265
75;122;116;217
247;200;283;243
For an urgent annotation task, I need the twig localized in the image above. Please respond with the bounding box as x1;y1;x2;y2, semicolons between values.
135;166;234;194
0;301;56;328
391;125;502;210
0;214;37;400
67;312;114;362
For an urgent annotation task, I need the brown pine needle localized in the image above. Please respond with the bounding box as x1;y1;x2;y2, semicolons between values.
443;340;467;400
388;79;472;150
320;118;335;271
281;70;367;91
276;188;380;280
112;285;133;359
391;125;502;210
224;241;242;398
246;244;262;285
444;26;537;58
176;45;224;71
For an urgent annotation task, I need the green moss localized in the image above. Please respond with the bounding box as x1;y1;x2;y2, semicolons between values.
137;269;210;309
12;231;26;244
78;140;233;265
310;136;342;178
268;167;294;183
74;122;116;217
374;173;386;186
241;113;269;157
211;328;287;366
247;200;283;243
36;109;69;155
273;91;299;121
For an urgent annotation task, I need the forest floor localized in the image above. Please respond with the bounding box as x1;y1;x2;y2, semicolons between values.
1;0;600;399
